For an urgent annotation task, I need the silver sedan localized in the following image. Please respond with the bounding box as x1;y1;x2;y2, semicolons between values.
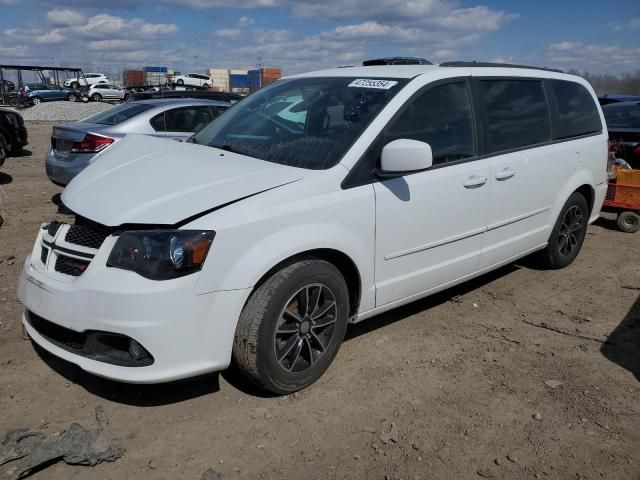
45;98;229;186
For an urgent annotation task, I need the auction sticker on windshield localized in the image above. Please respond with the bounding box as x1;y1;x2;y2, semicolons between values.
348;79;398;89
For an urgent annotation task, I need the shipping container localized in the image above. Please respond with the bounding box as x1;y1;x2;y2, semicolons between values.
229;69;248;75
248;67;282;91
230;74;250;89
144;72;167;86
144;66;168;73
123;70;145;87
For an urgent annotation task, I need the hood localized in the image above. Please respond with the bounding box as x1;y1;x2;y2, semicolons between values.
61;134;306;226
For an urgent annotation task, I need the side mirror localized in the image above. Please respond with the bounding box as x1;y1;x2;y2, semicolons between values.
376;139;433;178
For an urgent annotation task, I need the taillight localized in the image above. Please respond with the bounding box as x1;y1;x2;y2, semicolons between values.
70;133;114;153
633;144;640;155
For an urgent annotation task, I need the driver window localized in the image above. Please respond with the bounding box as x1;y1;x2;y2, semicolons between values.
384;82;476;165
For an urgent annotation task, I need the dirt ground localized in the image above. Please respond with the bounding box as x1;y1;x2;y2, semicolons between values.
0;121;638;480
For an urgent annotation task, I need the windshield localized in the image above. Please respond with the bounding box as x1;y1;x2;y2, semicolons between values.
193;76;407;169
82;102;155;125
604;104;640;128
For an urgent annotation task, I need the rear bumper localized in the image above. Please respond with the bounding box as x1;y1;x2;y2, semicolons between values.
590;182;608;223
45;148;93;186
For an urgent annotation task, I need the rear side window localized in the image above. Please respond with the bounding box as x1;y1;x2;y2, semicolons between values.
83;102;155;125
151;106;214;132
479;80;551;153
384;82;476;165
550;80;601;139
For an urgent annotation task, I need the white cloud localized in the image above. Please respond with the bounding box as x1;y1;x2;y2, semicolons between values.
46;9;86;26
215;28;242;38
611;17;640;32
546;41;640;72
238;16;255;27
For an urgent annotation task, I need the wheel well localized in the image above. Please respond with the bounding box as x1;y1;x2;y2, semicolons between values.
575;184;595;215
253;249;362;319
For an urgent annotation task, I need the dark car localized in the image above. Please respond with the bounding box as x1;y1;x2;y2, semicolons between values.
24;83;82;104
603;101;640;168
599;95;640;106
0;108;28;168
127;89;243;103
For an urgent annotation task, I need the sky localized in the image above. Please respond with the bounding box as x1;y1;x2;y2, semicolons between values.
0;0;639;80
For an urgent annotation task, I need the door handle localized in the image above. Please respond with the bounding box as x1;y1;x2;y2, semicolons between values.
463;175;488;188
495;167;515;181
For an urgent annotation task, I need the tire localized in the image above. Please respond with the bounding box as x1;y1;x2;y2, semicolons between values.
203;83;210;89
67;93;77;102
177;79;184;86
71;82;79;89
0;133;7;167
31;96;42;105
91;93;102;102
538;192;589;269
233;258;350;394
8;97;18;107
616;211;640;233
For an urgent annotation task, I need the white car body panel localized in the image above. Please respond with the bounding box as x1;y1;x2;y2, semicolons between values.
19;65;608;383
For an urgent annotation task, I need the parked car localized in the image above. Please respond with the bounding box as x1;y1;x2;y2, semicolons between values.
0;108;28;168
173;73;212;88
24;84;82;104
45;98;229;185
598;94;640;106
19;64;607;394
87;84;125;102
0;79;16;92
603;101;640;168
128;89;243;103
63;73;109;89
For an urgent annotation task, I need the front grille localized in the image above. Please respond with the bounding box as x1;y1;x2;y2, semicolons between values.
65;224;111;249
47;221;61;236
26;311;154;367
40;246;49;265
55;255;89;276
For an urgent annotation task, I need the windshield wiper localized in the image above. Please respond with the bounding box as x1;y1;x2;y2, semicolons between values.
186;136;199;144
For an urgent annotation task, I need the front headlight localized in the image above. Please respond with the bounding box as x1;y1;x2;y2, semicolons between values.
107;230;215;280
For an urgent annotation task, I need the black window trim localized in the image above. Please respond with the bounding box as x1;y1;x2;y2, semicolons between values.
342;76;480;189
342;75;605;190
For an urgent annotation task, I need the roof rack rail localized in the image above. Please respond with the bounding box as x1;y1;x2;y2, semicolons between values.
363;57;432;66
439;61;563;74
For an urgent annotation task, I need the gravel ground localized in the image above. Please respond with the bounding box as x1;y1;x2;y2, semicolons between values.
8;100;116;122
0;122;638;480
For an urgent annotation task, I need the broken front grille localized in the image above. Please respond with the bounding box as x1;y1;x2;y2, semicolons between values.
55;255;89;277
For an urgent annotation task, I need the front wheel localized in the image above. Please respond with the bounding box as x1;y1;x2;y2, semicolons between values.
67;93;77;102
538;192;589;269
177;79;184;86
31;96;42;105
233;259;349;394
91;93;102;102
616;211;640;233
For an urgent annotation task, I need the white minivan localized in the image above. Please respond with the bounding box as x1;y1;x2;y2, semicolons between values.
19;63;608;394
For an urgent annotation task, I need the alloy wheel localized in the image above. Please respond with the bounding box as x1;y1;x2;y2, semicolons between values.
557;205;584;257
274;283;337;373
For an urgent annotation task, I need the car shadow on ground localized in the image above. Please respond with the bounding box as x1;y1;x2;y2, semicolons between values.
33;344;221;406
0;172;13;185
601;293;640;381
346;264;519;341
32;263;522;404
11;148;33;158
592;215;619;232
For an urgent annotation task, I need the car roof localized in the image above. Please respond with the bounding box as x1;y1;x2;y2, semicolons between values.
135;98;230;107
287;64;585;83
602;101;640;108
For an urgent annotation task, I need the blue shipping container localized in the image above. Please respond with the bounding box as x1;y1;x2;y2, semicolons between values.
249;70;261;91
230;74;250;89
144;66;168;73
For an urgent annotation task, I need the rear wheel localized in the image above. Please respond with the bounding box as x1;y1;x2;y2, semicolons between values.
233;258;349;394
67;93;77;102
616;211;640;233
71;82;79;89
538;192;589;269
177;79;184;86
91;93;102;102
31;96;42;105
